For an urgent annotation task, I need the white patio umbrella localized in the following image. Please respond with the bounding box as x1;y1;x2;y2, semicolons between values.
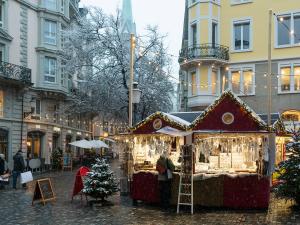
68;139;91;149
88;140;109;149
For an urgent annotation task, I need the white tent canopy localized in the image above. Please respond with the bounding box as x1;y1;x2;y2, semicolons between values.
89;140;109;148
69;139;109;149
69;140;91;149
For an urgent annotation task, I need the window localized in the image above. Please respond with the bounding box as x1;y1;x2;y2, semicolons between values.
0;90;3;117
277;13;300;46
211;70;217;95
45;0;56;10
61;25;66;48
191;24;197;46
61;61;66;87
279;64;300;93
233;20;250;51
0;44;4;62
212;22;218;47
191;71;197;96
44;20;57;45
61;0;65;13
230;68;254;95
0;3;3;28
44;57;57;83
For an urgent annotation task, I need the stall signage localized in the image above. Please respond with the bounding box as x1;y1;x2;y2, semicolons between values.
153;118;163;130
32;178;55;205
222;112;234;125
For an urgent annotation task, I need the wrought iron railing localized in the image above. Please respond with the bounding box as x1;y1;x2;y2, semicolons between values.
0;61;31;85
179;43;230;63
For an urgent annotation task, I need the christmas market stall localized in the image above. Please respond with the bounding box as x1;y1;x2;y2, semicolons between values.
119;112;190;203
190;90;275;209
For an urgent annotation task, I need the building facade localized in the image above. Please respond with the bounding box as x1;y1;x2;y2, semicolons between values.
0;0;92;167
178;0;300;126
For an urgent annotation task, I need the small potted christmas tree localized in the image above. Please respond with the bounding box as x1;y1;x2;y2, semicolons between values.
83;158;119;204
274;128;300;205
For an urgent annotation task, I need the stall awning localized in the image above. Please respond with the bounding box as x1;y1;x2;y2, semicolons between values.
156;126;192;137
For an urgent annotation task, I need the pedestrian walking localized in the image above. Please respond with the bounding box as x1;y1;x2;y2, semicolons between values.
12;149;26;189
0;154;10;189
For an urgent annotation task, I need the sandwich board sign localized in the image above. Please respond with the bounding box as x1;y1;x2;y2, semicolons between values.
32;178;55;205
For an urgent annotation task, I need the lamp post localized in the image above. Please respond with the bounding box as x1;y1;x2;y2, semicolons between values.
129;33;135;128
267;9;272;127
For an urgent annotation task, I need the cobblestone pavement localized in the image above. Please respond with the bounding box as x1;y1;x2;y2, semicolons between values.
0;160;300;225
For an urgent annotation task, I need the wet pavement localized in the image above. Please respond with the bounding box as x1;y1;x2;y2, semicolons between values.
0;160;299;225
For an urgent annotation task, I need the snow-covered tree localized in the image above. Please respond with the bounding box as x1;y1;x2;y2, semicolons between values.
274;128;300;205
83;158;119;201
62;8;175;123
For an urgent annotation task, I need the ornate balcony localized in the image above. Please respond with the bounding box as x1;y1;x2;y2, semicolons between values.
179;43;230;66
0;61;31;85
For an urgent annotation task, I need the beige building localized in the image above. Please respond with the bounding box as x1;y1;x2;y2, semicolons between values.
0;0;92;167
178;0;300;128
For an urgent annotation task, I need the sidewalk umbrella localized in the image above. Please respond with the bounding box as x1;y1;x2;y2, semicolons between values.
69;140;91;149
88;140;109;149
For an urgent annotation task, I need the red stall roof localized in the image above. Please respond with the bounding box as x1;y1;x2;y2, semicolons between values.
130;111;190;134
190;90;271;132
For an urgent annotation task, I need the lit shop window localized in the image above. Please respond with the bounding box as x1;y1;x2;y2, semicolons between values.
211;70;218;95
191;71;197;96
279;65;300;93
230;68;254;95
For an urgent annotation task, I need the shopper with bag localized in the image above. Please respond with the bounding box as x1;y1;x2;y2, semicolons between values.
156;150;175;209
13;149;26;189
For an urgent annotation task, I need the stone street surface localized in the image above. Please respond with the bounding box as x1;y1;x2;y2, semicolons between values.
0;160;299;225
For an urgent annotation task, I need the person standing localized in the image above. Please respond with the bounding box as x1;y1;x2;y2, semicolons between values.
156;150;175;209
13;149;25;189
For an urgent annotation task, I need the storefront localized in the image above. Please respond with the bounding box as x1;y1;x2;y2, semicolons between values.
27;131;45;159
126;90;274;209
0;128;8;160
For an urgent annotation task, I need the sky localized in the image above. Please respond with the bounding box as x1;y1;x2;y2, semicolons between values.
80;0;185;80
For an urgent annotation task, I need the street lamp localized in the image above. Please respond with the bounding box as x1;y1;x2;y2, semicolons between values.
132;82;141;104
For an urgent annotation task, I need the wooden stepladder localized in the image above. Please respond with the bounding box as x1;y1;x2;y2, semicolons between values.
177;145;194;214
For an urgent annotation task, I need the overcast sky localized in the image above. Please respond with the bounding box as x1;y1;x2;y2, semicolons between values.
80;0;185;80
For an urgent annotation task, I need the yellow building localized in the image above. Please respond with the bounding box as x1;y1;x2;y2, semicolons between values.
178;0;300;128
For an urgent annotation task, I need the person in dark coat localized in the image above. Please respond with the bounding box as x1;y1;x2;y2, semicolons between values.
156;150;175;209
13;150;25;189
0;154;5;176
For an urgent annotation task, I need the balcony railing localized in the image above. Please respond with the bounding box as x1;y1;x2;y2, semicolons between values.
0;61;31;85
179;44;229;63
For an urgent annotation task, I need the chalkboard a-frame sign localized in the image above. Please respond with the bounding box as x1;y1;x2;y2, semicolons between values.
32;178;56;205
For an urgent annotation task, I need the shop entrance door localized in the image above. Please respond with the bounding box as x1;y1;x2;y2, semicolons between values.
27;131;44;159
0;128;8;161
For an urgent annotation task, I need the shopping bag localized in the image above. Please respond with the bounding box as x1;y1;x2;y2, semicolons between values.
20;171;33;184
167;169;173;179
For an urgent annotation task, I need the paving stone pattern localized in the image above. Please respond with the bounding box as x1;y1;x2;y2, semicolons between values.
0;160;300;225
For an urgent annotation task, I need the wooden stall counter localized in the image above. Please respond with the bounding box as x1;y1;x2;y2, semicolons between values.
131;171;270;209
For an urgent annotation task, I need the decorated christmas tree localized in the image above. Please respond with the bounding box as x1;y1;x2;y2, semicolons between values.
275;128;300;205
83;158;119;201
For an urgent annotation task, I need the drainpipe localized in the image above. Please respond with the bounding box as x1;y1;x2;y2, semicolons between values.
20;92;24;149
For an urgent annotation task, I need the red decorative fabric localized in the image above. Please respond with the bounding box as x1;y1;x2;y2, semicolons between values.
133;115;185;134
193;96;263;132
72;166;90;197
131;172;160;203
223;175;270;209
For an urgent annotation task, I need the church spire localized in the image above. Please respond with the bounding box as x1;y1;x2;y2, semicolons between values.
120;0;136;34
